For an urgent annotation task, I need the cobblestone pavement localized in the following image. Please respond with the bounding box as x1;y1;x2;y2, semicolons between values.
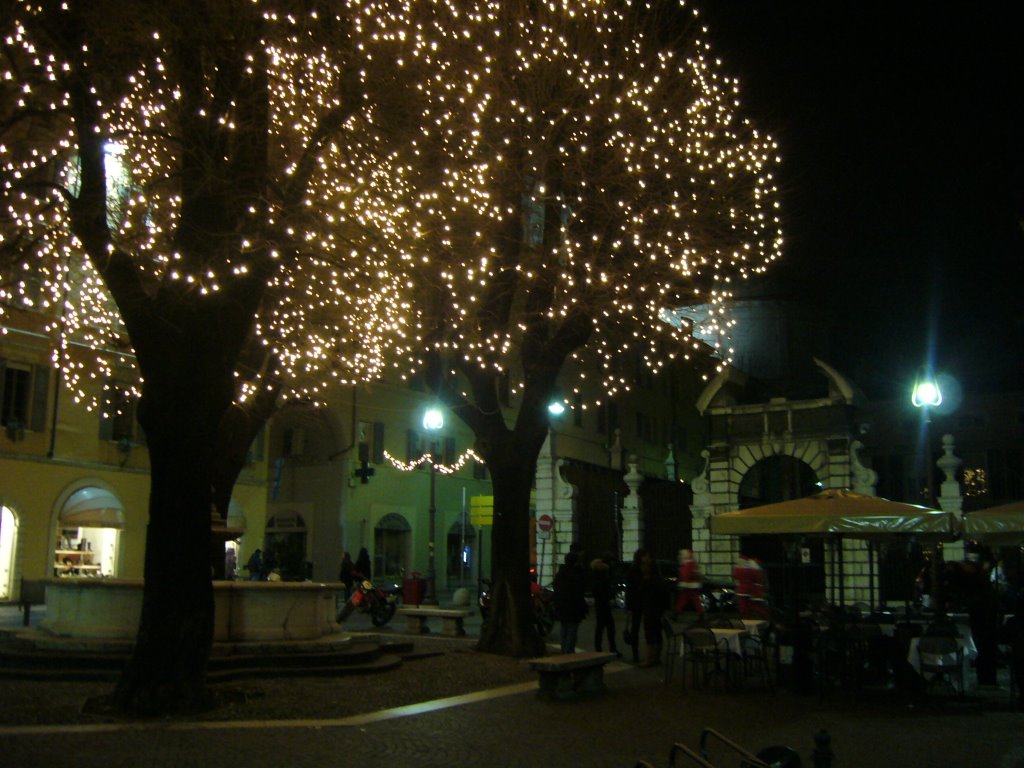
3;604;1024;767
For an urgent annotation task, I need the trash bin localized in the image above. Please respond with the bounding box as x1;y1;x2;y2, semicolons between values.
403;573;427;605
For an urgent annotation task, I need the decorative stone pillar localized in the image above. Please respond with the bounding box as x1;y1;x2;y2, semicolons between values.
849;440;878;495
621;455;644;563
936;433;964;563
689;450;720;579
609;428;623;471
664;444;677;482
839;440;879;607
534;431;578;586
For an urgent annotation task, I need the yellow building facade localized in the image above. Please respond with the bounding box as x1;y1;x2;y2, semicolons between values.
0;312;268;602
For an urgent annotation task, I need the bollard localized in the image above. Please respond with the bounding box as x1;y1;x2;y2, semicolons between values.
812;729;833;768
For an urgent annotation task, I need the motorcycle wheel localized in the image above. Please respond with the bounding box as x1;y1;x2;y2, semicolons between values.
371;600;396;626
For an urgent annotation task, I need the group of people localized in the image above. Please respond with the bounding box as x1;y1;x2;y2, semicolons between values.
551;544;621;656
553;545;769;667
338;547;372;598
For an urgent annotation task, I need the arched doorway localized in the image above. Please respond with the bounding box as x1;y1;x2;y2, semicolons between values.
264;512;308;581
0;505;17;599
55;486;125;577
374;513;411;579
738;456;824;611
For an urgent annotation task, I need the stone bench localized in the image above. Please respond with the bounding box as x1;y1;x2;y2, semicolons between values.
397;607;474;637
527;651;619;700
19;579;47;627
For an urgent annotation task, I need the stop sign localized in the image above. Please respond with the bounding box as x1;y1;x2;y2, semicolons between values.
537;514;554;532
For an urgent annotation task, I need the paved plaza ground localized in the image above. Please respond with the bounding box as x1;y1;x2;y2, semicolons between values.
2;602;1022;767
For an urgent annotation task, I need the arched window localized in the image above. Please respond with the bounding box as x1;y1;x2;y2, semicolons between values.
55;486;125;577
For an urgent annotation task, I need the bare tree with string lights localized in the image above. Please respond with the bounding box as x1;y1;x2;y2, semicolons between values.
379;0;784;656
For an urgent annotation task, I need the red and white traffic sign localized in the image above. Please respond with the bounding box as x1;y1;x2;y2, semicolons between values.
537;514;554;533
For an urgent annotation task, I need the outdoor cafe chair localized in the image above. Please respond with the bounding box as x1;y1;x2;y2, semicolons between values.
661;615;685;685
917;635;965;696
681;626;729;690
739;631;772;687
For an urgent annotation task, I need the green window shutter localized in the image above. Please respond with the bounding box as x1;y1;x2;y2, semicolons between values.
30;365;50;432
372;422;385;464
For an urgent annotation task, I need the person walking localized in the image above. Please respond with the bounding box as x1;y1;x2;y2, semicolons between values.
673;548;704;618
626;549;666;666
553;551;588;654
590;554;619;656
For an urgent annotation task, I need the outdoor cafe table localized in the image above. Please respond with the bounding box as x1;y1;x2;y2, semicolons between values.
907;629;978;690
679;627;748;658
741;619;768;636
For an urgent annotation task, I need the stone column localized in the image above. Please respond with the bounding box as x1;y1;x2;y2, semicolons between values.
689;450;723;580
621;455;644;564
936;433;964;563
534;431;578;586
840;439;879;607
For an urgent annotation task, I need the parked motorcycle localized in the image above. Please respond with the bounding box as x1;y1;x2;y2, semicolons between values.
478;578;555;638
336;578;398;626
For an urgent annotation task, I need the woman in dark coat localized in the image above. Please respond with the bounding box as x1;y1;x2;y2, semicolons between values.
355;547;372;580
590;555;619;655
554;551;588;653
626;549;666;664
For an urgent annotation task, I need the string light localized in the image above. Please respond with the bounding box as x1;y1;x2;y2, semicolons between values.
383;448;484;475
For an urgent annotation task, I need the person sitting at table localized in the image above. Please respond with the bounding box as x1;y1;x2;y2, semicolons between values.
674;549;704;618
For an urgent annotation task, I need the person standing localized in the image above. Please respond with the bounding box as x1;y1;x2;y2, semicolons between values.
553;551;588;654
590;554;619;656
338;551;355;598
625;549;646;663
355;547;372;580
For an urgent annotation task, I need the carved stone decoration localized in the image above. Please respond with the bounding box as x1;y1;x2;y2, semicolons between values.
937;433;963;515
849;440;878;495
664;444;677;481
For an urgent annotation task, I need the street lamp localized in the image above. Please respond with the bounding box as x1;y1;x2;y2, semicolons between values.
911;373;942;505
422;406;444;605
911;372;942;614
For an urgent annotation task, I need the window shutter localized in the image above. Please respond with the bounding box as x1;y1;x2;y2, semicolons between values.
372;422;385;464
406;429;420;463
30;365;50;432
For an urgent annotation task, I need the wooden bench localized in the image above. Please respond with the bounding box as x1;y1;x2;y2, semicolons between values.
397;607;474;637
19;578;47;627
527;651;619;700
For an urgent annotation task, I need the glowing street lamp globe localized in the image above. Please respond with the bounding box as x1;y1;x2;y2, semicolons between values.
911;379;942;409
422;407;444;432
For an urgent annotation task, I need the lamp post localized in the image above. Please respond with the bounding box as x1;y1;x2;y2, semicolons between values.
422;406;444;605
911;374;942;505
912;373;942;613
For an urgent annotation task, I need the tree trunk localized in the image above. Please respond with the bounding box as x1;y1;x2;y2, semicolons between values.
112;334;237;713
476;428;547;657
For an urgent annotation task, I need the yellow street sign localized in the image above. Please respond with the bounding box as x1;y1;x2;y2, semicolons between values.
470;495;493;526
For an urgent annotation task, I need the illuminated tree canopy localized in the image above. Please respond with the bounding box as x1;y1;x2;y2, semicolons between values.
0;0;782;697
1;0;415;409
386;0;782;407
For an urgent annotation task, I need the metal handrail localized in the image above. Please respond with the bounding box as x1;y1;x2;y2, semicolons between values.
698;727;770;768
668;742;716;768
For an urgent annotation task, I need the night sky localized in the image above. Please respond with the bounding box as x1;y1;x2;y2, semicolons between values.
696;2;1024;400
